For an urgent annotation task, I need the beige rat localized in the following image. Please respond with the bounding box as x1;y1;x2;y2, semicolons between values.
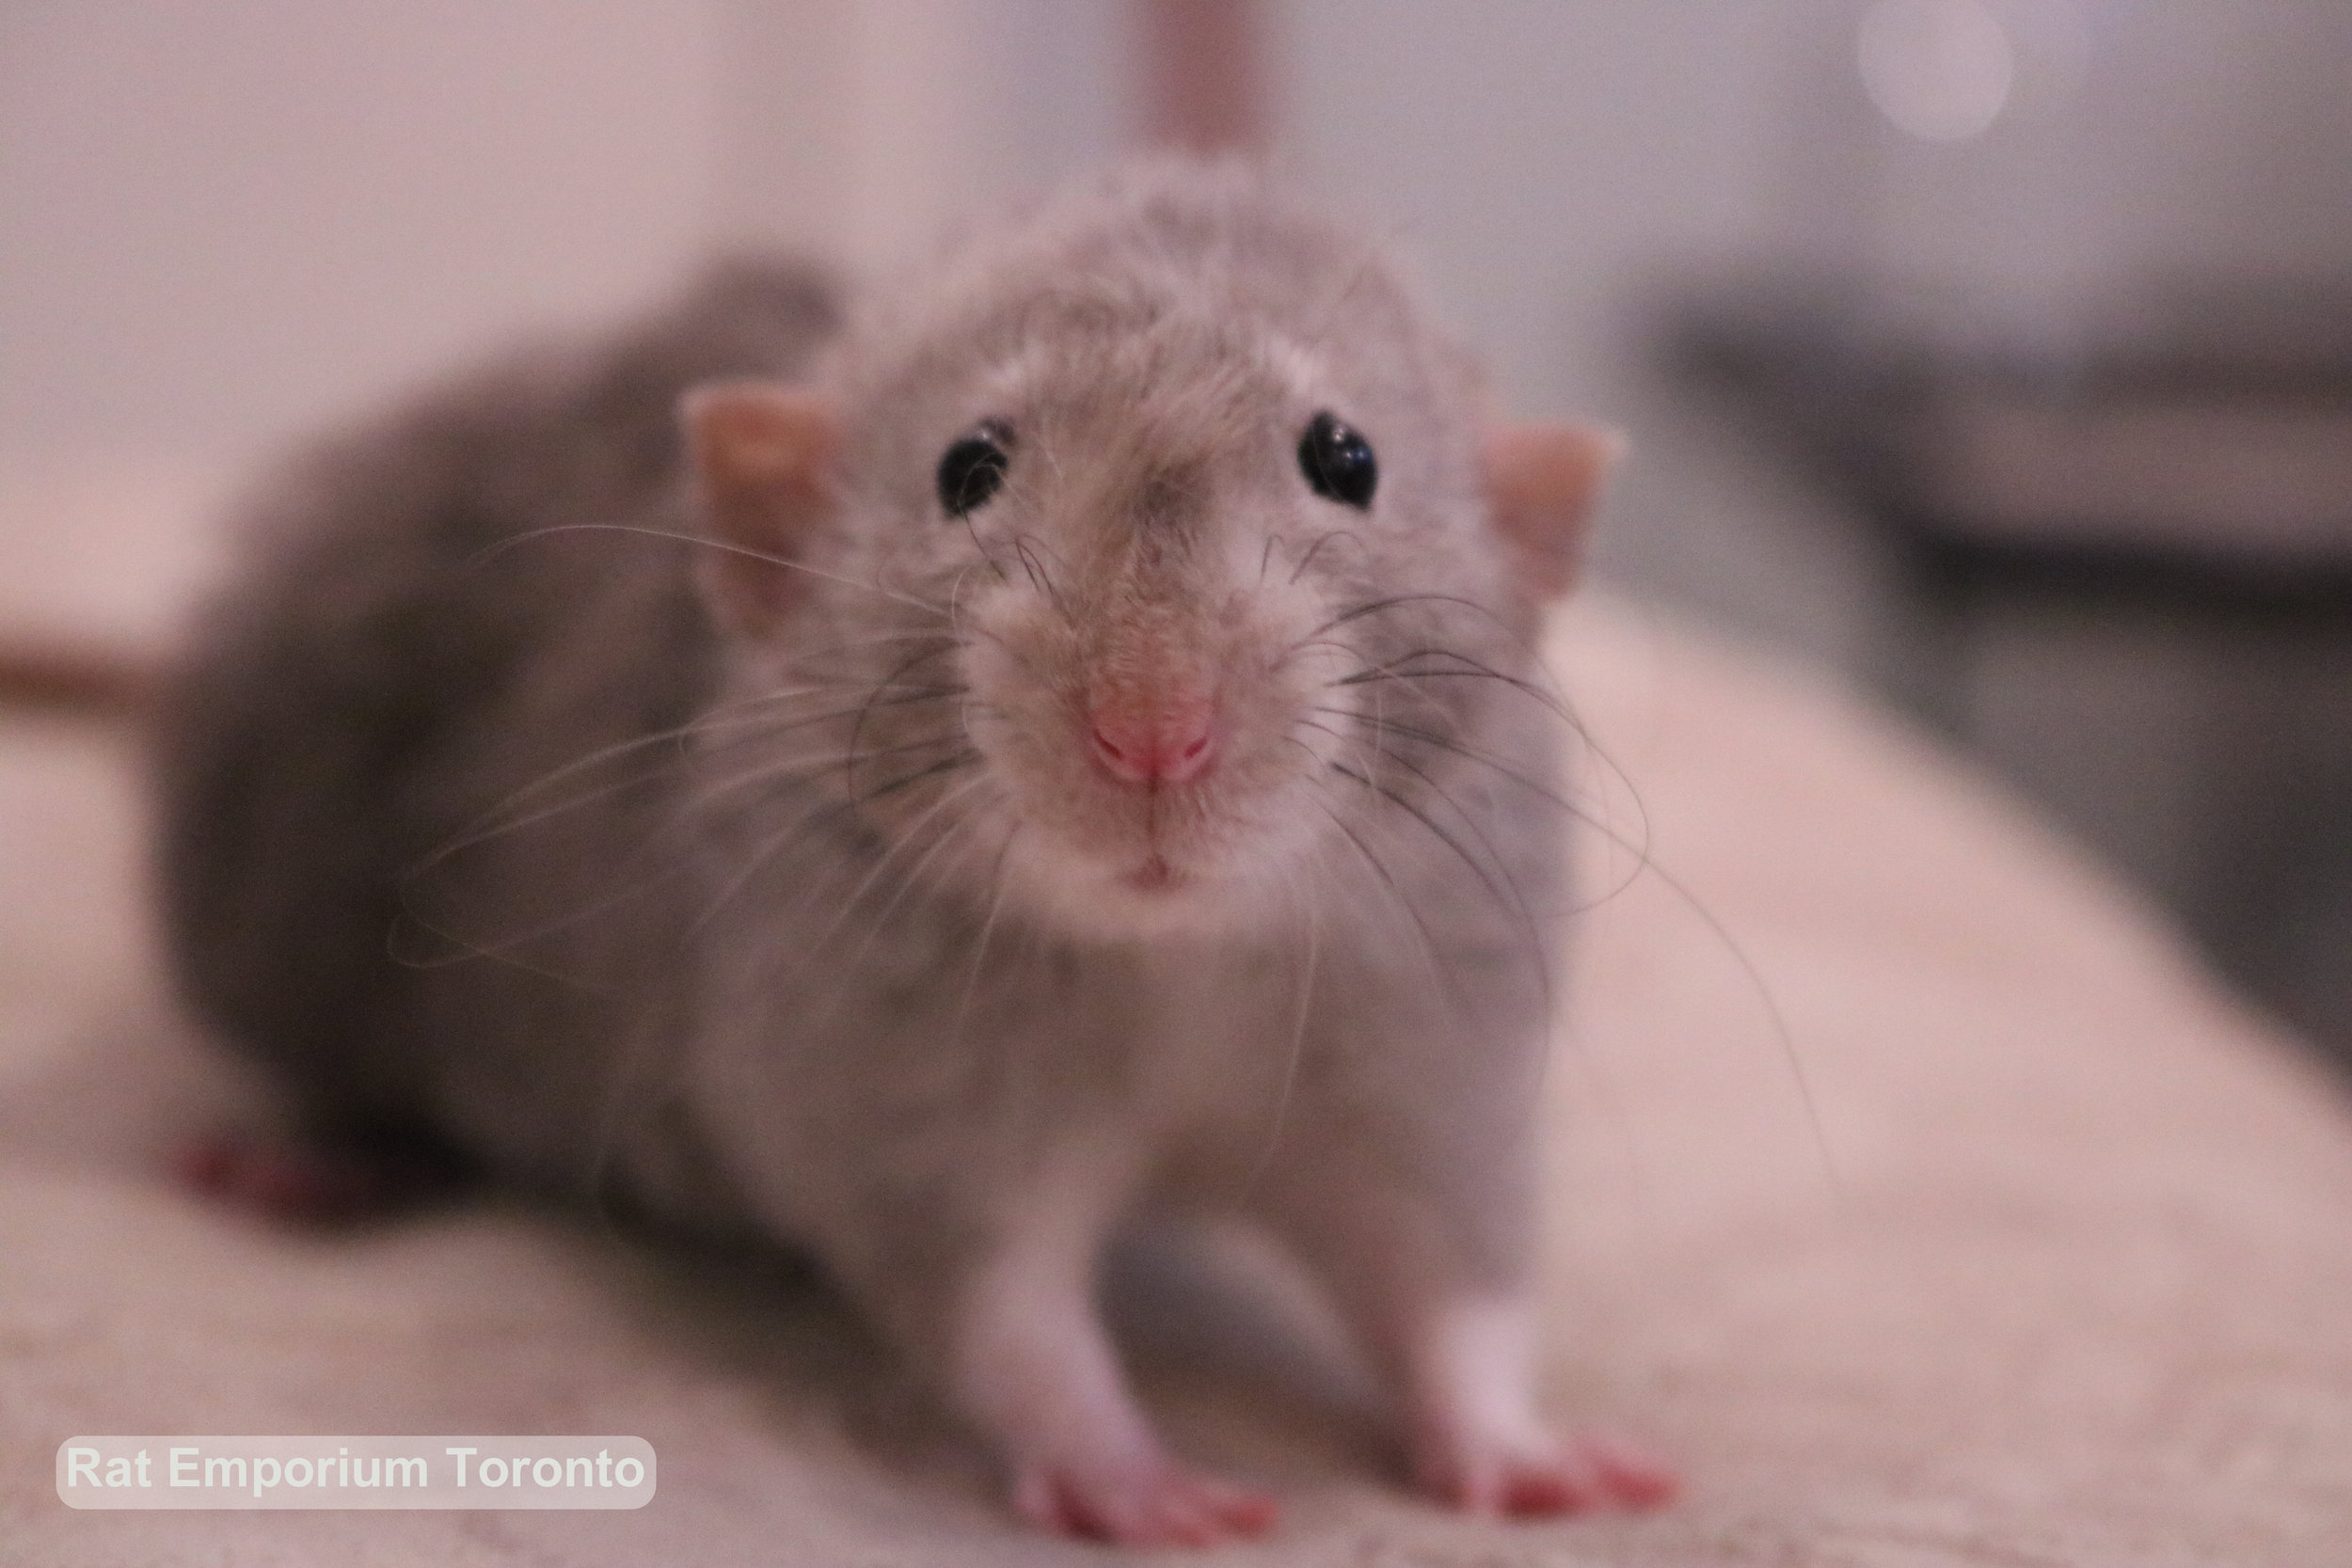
153;159;1670;1545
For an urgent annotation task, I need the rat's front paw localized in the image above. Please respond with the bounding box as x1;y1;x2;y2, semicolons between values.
1414;1418;1677;1518
1396;1295;1678;1517
1012;1452;1279;1547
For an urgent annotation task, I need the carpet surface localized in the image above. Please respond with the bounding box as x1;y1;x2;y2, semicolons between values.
3;594;2347;1565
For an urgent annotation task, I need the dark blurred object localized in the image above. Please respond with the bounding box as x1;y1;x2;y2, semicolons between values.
1666;272;2352;1067
0;637;154;719
1673;276;2352;615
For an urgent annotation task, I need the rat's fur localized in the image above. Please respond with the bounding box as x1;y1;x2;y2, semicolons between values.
152;161;1664;1544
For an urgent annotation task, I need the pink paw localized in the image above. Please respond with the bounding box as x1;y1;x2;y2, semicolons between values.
1417;1427;1678;1518
1012;1454;1279;1547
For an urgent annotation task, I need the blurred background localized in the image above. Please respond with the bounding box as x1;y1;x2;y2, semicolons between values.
3;0;2348;1066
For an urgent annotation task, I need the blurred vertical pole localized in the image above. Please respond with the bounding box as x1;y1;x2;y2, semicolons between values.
1136;0;1268;155
718;0;1128;269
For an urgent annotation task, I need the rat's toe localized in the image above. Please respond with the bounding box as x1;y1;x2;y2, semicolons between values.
1013;1455;1279;1547
1417;1420;1677;1519
1583;1433;1679;1509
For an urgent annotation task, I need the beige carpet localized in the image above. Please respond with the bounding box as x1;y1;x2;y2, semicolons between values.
4;594;2348;1565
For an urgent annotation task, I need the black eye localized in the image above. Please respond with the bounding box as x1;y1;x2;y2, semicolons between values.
1298;412;1376;510
936;422;1012;516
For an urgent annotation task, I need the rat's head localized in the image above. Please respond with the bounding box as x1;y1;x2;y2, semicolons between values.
679;163;1617;941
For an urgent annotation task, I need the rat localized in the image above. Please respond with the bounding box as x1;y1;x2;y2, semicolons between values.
150;158;1670;1546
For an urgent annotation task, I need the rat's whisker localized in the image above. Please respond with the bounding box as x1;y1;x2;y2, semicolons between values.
476;522;954;622
1336;650;1572;721
831;779;996;974
1010;534;1073;626
1304;787;1467;1016
1284;526;1367;587
799;770;992;962
1323;736;1554;1018
949;824;1025;1053
1238;872;1319;1195
845;641;981;799
1288;592;1498;652
850;749;983;808
422;682;956;865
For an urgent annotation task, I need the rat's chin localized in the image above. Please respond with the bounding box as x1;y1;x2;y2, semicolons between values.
1003;836;1275;941
972;763;1317;941
1091;852;1253;935
1118;852;1186;895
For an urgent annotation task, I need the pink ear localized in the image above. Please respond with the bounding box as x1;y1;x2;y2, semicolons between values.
1480;422;1624;601
680;381;842;636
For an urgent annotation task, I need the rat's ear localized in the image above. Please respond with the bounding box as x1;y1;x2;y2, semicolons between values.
1480;422;1624;601
680;381;842;637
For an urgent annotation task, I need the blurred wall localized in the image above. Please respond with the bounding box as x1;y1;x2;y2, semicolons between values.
1264;1;1901;674
0;0;1122;646
3;1;1852;474
1273;0;1835;420
5;0;2344;664
716;0;1123;271
0;0;1122;478
1264;0;2352;412
0;1;720;467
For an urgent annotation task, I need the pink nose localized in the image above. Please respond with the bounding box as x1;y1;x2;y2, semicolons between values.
1089;693;1219;785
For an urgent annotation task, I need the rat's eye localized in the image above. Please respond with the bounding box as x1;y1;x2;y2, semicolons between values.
1298;412;1376;510
937;422;1013;516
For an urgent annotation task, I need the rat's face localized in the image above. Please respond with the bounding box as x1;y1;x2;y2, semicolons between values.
915;325;1426;934
682;170;1610;943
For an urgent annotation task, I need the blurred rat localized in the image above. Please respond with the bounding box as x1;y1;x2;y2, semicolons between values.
151;159;1670;1545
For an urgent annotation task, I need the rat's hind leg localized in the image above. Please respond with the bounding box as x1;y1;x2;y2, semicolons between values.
1253;1148;1675;1517
177;1120;473;1225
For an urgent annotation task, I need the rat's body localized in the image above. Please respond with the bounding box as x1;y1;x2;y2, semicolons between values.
153;162;1667;1544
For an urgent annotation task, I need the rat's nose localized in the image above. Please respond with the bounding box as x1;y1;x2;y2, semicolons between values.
1089;690;1219;786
